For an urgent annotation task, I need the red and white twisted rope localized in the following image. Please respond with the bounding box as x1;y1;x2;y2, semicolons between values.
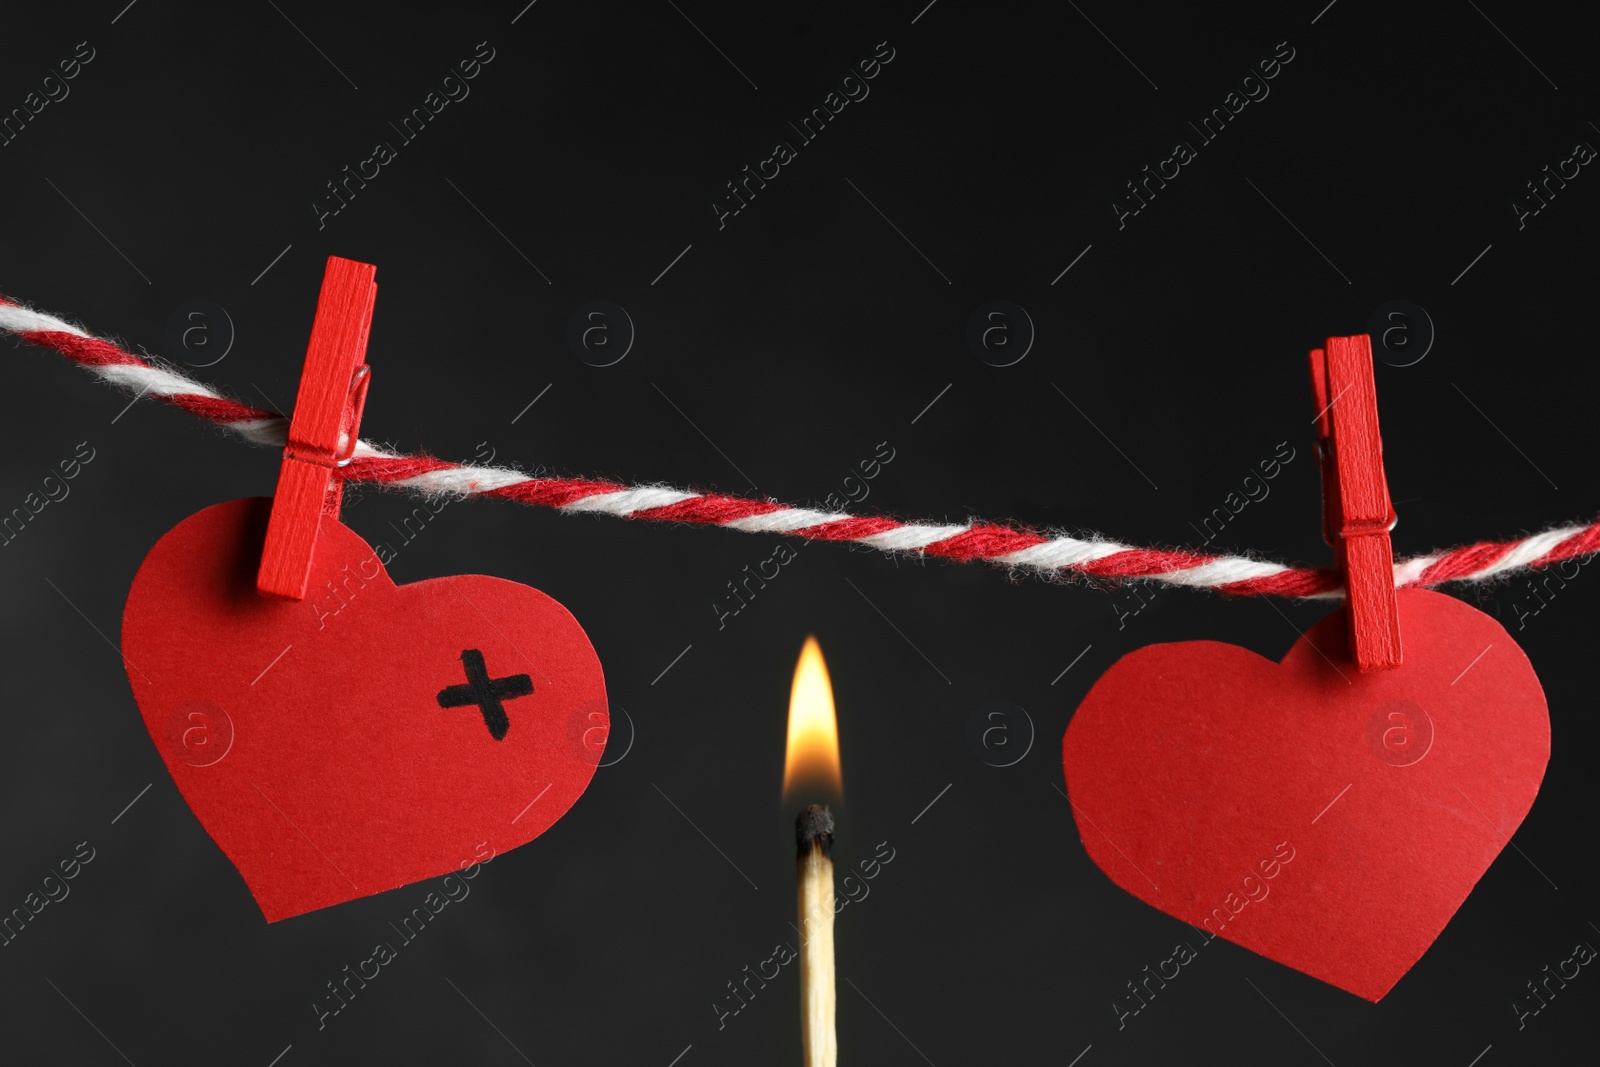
3;294;1596;598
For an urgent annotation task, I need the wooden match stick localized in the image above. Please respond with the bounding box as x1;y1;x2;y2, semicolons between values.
797;803;837;1067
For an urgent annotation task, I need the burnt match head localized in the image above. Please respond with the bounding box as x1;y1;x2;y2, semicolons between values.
795;803;835;858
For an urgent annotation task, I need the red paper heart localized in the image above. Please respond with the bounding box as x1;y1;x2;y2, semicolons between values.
1061;589;1548;1001
122;498;608;921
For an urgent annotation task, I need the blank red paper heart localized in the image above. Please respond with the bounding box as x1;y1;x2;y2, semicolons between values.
1062;589;1548;1001
122;498;607;921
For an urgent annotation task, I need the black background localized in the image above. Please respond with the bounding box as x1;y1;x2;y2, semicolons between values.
2;1;1597;1063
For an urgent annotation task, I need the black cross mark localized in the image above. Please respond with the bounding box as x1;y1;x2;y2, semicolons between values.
436;649;534;741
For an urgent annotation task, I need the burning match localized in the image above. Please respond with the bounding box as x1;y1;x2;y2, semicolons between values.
784;635;842;1067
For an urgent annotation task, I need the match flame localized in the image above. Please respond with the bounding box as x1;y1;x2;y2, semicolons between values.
782;635;842;804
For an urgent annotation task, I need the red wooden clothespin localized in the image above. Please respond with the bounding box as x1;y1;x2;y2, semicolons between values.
257;256;378;600
1309;334;1401;671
